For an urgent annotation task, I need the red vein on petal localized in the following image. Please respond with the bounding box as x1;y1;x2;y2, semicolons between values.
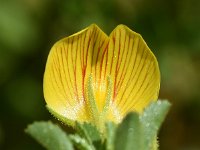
115;31;127;94
50;63;68;108
70;36;78;100
51;59;65;98
110;33;115;74
74;36;79;101
121;46;147;112
94;33;105;100
51;57;69;107
85;30;93;73
140;69;159;105
60;47;74;107
90;27;98;81
54;48;68;99
63;42;74;102
97;38;107;82
100;43;108;82
80;33;83;71
126;70;158;115
78;34;85;101
117;36;135;92
116;29;125;72
82;31;87;100
116;37;140;105
123;39;144;91
66;38;76;101
60;45;73;102
116;35;130;91
95;35;104;82
104;45;109;81
113;29;121;100
123;55;153;113
126;58;155;112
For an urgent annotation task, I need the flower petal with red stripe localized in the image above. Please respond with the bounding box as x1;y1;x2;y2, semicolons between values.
43;24;160;125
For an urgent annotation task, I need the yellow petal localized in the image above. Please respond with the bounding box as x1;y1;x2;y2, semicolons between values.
44;24;109;123
106;25;160;122
43;24;160;124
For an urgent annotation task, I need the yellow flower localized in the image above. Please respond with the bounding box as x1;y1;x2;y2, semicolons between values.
43;24;160;129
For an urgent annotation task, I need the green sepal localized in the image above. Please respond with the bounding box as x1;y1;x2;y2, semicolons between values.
114;112;144;150
75;122;101;144
140;100;171;150
70;122;107;150
69;134;95;150
105;122;117;150
86;74;99;124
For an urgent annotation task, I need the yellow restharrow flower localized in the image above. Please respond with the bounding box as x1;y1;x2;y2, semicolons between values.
43;24;160;130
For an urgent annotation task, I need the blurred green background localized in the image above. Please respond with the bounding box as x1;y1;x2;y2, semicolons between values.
0;0;200;149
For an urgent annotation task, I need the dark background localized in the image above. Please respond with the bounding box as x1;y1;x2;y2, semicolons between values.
0;0;200;149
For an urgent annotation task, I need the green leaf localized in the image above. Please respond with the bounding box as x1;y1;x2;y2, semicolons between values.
114;113;144;150
69;134;95;150
105;122;116;150
25;121;73;150
140;100;171;150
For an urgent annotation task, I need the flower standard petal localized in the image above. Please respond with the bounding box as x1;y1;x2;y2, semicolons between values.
106;25;160;121
44;24;109;124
